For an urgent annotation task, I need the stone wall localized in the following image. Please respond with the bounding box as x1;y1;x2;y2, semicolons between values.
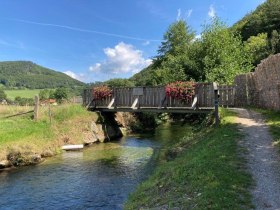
234;53;280;110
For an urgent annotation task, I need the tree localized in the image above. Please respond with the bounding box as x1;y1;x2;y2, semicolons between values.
157;20;195;59
39;89;50;100
201;18;252;84
244;33;270;66
105;78;134;87
233;0;280;40
0;89;7;100
53;87;69;103
270;30;280;54
152;20;200;85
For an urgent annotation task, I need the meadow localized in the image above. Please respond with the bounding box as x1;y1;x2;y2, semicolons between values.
4;89;41;100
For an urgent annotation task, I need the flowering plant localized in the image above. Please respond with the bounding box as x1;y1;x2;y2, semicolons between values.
92;86;112;100
165;81;196;102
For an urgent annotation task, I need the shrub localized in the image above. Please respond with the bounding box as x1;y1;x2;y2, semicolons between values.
92;86;112;100
165;81;195;102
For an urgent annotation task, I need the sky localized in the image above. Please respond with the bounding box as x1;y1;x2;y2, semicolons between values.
0;0;265;83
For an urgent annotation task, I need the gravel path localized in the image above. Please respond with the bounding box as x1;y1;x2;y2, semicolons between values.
233;108;280;210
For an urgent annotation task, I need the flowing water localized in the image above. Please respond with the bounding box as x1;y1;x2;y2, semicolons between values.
0;123;189;210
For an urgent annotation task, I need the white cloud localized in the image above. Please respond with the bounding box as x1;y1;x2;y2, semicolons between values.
89;42;152;75
186;9;193;18
208;5;216;18
89;63;101;72
63;70;84;81
176;8;181;21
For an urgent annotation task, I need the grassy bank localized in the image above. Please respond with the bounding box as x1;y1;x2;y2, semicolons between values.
125;109;252;209
257;109;280;148
0;104;97;165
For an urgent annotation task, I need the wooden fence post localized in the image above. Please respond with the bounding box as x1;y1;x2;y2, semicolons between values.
213;82;220;127
34;95;39;121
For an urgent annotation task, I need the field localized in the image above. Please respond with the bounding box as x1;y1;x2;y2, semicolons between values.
4;89;41;100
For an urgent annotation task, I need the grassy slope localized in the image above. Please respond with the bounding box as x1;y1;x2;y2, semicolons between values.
0;105;97;161
257;109;280;148
125;109;252;209
5;89;41;100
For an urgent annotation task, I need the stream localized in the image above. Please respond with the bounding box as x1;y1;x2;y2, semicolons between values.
0;123;189;210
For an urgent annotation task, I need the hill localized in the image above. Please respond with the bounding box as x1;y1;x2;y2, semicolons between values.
232;0;280;40
0;61;84;89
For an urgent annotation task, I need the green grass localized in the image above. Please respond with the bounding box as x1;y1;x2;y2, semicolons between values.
257;109;280;148
5;89;41;100
0;104;95;161
124;109;253;209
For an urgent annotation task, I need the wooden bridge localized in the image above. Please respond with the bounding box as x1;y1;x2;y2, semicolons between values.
83;82;219;122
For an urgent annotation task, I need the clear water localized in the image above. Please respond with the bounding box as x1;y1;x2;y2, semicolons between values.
0;123;189;210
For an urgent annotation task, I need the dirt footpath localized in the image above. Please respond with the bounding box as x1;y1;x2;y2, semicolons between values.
233;108;280;210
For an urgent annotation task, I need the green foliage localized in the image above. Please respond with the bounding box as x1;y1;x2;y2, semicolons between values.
202;18;252;84
130;20;201;86
130;18;255;86
105;78;134;87
39;89;51;100
233;0;280;41
153;20;199;85
14;96;34;106
244;33;271;66
232;0;280;66
0;89;7;100
157;20;195;59
53;87;69;103
0;61;84;89
270;30;280;54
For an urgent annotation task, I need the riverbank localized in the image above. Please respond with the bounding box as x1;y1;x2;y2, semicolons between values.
125;109;253;209
0;104;123;169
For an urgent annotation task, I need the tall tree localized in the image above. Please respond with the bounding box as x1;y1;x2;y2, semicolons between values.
202;18;252;84
244;33;270;66
153;20;200;84
270;30;280;54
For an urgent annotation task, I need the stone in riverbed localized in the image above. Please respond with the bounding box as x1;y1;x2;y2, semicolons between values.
0;160;12;169
41;150;54;158
31;154;43;164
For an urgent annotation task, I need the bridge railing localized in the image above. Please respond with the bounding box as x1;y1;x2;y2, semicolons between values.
83;82;215;109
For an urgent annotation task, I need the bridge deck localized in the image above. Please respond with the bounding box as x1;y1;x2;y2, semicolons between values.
88;106;214;113
84;83;218;114
84;82;219;125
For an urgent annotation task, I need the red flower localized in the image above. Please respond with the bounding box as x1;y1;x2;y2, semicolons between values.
92;86;112;100
165;81;195;102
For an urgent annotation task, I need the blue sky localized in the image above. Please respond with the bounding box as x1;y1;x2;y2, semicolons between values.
0;0;264;83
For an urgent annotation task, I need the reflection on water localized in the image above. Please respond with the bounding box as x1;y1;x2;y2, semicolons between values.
0;122;189;209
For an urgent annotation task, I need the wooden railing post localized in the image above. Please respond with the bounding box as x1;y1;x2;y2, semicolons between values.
213;82;220;127
34;95;39;121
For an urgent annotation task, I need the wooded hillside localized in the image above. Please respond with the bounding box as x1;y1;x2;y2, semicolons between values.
232;0;280;41
0;61;84;89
